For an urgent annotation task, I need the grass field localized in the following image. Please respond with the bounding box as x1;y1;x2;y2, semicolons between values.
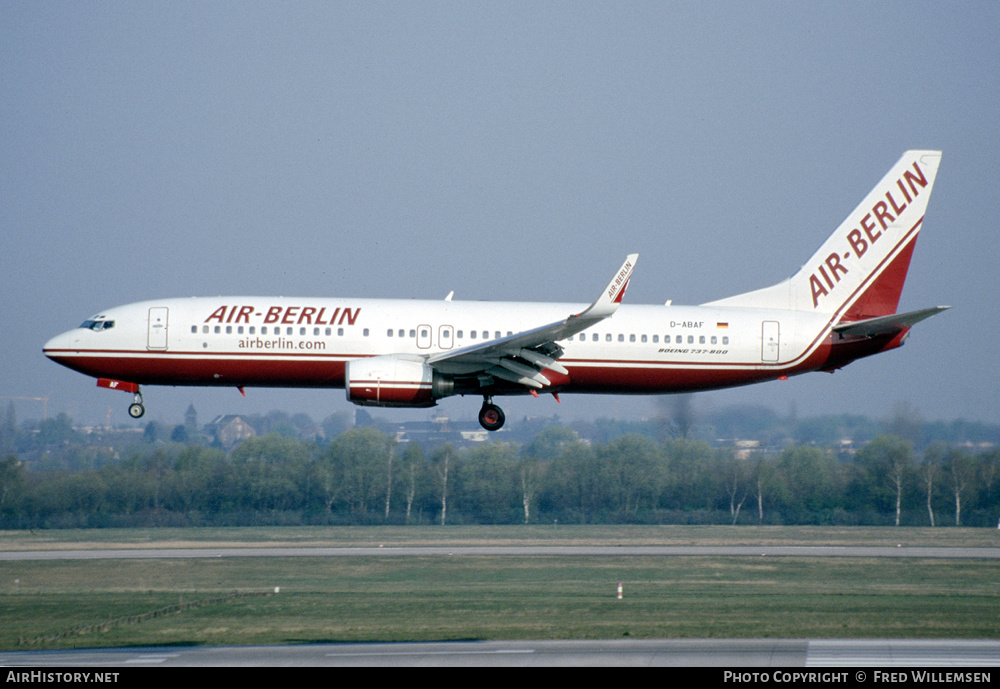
2;526;998;650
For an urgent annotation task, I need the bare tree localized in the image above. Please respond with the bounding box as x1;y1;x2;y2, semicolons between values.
384;445;394;521
433;445;455;526
752;458;772;525
921;445;946;527
520;458;546;525
946;449;972;527
891;458;906;527
725;456;748;525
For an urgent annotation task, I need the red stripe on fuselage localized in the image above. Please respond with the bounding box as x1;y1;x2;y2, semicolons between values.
44;337;870;396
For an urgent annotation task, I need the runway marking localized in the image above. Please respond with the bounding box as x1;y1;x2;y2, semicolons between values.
326;649;535;658
807;640;1000;667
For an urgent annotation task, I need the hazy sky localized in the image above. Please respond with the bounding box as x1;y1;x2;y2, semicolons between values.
3;2;998;428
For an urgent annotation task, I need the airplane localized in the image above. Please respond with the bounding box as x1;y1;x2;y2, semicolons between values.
44;150;947;432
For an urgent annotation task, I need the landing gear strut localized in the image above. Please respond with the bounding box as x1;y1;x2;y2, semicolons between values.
478;397;505;432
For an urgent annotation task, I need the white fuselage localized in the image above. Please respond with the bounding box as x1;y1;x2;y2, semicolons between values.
44;296;852;396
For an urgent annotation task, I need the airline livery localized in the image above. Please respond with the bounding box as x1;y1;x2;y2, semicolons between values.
44;151;947;431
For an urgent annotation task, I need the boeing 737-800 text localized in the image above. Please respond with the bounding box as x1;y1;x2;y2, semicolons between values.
44;151;947;431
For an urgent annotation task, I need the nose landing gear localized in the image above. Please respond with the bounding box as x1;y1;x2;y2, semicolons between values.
128;390;145;419
97;378;145;418
478;397;505;432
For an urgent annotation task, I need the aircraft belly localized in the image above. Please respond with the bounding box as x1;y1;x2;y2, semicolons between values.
49;351;349;388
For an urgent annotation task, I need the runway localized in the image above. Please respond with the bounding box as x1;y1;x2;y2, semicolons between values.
2;639;999;667
3;544;999;560
4;543;996;667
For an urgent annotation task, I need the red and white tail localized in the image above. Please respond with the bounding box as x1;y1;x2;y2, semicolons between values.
706;150;942;320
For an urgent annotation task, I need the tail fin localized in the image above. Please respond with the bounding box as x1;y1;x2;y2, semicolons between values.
705;150;942;319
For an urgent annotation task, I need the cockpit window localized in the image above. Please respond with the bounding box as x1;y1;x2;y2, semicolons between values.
80;320;115;331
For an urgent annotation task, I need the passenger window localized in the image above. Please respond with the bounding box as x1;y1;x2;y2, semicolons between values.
387;329;394;337
711;336;717;344
723;336;729;345
338;328;344;336
699;335;705;344
226;326;232;334
653;335;659;343
363;329;370;337
592;333;598;342
214;326;221;334
191;325;197;334
630;334;636;343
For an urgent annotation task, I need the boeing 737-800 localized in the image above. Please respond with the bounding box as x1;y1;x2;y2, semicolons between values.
44;151;947;431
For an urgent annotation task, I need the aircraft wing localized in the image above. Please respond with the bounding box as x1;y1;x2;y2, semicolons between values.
832;306;950;339
425;254;638;389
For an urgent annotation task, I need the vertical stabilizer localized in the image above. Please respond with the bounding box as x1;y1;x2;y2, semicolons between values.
705;151;942;319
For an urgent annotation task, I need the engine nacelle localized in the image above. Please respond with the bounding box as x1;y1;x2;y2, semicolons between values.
346;356;454;408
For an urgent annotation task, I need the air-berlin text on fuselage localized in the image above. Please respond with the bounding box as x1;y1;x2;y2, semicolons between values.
204;305;362;326
809;160;929;308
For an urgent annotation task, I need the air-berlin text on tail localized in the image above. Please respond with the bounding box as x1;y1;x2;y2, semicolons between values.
608;260;633;301
809;160;929;308
204;305;362;326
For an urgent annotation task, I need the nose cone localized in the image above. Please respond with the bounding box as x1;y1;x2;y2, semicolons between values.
43;329;81;363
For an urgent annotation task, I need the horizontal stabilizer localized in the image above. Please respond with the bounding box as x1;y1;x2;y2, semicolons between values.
832;306;950;339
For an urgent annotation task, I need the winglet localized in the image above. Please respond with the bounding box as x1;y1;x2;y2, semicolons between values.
426;253;639;368
576;253;638;321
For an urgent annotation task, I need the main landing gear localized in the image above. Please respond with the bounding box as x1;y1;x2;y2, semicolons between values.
478;397;505;432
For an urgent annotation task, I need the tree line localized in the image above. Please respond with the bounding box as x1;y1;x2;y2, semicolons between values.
1;424;997;529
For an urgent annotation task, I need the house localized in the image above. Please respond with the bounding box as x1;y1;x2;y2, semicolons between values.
206;415;257;447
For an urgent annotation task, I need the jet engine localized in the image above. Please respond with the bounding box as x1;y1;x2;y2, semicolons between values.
345;356;454;408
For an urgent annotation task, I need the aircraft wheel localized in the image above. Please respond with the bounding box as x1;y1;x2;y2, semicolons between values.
478;403;505;432
128;403;145;419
